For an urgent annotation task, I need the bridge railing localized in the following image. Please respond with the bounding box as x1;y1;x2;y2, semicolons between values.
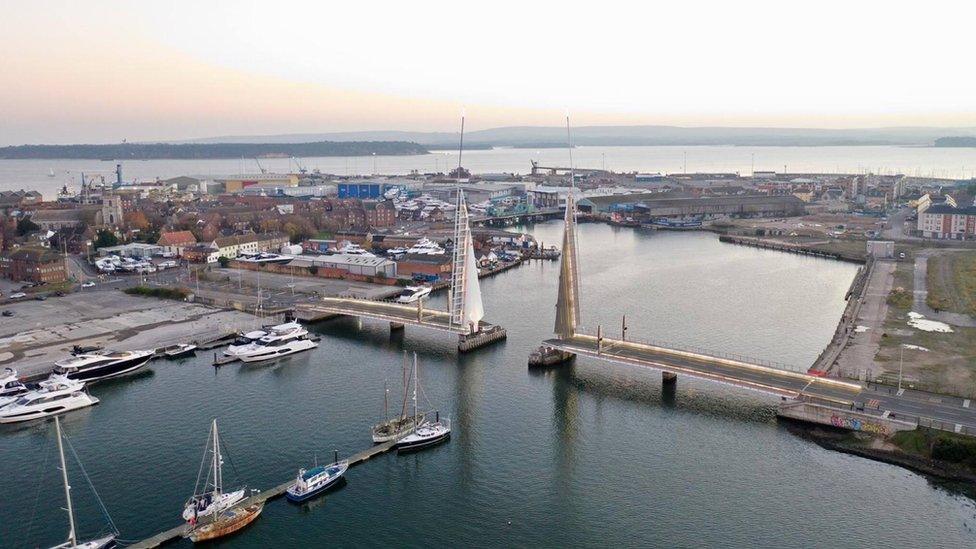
574;328;805;374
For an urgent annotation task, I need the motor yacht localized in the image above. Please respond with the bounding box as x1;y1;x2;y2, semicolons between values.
0;367;27;398
285;457;349;503
406;237;445;255
54;350;153;382
238;337;318;364
0;375;98;424
395;285;432;304
224;329;269;357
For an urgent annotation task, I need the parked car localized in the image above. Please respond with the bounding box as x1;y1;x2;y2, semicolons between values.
81;281;95;288
2;310;13;317
9;292;26;299
35;295;47;301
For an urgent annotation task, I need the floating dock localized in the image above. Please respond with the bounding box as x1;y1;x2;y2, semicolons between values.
129;440;398;548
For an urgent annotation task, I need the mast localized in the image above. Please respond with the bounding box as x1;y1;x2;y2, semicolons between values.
383;380;389;425
412;352;419;426
55;416;77;547
212;419;221;495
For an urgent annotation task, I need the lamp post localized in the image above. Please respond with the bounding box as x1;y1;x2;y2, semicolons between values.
898;345;904;391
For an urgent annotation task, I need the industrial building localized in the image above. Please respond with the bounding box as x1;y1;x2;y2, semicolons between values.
289;254;397;278
577;194;805;218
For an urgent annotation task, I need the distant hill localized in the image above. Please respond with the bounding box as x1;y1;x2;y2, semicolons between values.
0;141;429;160
176;125;976;148
934;136;976;147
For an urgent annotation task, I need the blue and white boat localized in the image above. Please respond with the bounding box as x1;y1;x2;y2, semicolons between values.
285;458;349;503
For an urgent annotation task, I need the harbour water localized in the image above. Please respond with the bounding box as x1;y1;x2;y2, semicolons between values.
2;226;975;547
3;144;976;199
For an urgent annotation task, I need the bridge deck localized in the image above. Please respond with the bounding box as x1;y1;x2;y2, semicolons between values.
544;335;863;402
296;298;464;334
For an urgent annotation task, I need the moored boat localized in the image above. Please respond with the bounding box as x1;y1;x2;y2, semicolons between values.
186;502;264;543
395;285;432;304
54;349;153;382
182;420;247;524
0;376;98;424
237;337;317;363
0;367;27;398
285;455;349;503
371;353;424;443
393;353;452;453
161;343;197;359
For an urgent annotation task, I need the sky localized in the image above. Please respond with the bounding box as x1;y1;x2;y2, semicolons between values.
1;0;975;145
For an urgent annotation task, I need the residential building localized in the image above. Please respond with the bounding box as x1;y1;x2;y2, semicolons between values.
917;203;976;239
157;230;197;255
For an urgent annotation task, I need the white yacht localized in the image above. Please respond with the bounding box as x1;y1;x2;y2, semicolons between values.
0;367;27;398
0;375;98;424
335;242;375;257
395;285;432;304
394;353;452;453
386;246;410;259
54;349;153;382
224;329;269;357
238;337;318;363
407;237;445;255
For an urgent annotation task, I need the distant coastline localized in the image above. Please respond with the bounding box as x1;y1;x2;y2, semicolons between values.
934;136;976;148
0;141;429;160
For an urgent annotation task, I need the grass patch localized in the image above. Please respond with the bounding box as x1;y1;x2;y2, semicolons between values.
892;428;976;469
887;288;913;310
124;286;189;301
926;252;976;316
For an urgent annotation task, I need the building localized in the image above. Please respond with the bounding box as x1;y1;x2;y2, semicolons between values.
917;203;976;239
98;243;163;259
365;201;396;228
28;208;97;231
866;240;895;259
289;253;397;278
215;173;300;194
157;231;197;255
184;233;289;263
396;253;452;280
101;193;124;227
0;190;42;210
577;194;805;218
0;246;68;284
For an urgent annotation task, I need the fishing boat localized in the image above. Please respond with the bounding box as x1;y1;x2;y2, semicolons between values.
186;502;264;543
47;416;118;548
0;376;98;424
182;420;247;524
394;353;451;453
371;353;424;443
285;452;349;503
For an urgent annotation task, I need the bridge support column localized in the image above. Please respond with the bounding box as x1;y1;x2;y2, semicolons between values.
662;371;677;385
390;322;404;331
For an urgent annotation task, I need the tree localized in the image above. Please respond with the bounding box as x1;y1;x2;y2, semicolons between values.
124;211;150;232
217;256;231;268
16;216;39;236
449;166;470;179
93;229;119;250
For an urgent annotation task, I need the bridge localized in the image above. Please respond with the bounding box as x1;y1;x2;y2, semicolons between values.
539;188;867;403
297;192;506;352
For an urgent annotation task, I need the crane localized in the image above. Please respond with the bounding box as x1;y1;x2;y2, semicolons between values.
290;156;308;175
253;157;267;174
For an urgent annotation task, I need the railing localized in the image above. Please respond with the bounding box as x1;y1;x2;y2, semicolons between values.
574;328;805;373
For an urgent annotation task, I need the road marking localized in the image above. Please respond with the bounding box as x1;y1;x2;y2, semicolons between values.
867;399;881;409
964;399;971;409
896;389;905;396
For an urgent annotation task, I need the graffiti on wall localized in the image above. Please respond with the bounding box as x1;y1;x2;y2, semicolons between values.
831;414;889;436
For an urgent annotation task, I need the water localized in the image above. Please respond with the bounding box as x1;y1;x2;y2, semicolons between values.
4;145;976;200
2;227;975;548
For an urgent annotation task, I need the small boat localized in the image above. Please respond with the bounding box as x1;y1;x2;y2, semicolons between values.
160;343;197;359
48;168;56;178
54;349;153;382
395;285;432;304
0;367;27;398
371;353;424;443
182;420;247;524
45;416;118;549
286;453;349;503
0;376;98;424
237;337;317;363
394;353;452;453
186;502;264;543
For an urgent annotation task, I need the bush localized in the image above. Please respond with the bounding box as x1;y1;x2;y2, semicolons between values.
124;286;190;301
217;256;231;268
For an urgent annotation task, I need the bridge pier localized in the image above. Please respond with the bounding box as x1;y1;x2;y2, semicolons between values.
389;321;404;331
662;371;677;385
458;325;507;353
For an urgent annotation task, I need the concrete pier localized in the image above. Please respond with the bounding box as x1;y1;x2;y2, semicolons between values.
458;325;507;352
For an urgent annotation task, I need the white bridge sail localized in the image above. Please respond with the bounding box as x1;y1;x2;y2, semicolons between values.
449;190;484;333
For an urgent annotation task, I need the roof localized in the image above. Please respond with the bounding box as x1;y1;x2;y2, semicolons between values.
290;253;395;268
214;232;285;248
925;204;976;215
397;253;452;265
157;230;196;246
3;246;63;263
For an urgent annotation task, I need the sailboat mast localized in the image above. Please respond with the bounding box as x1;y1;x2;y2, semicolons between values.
383;380;389;425
413;352;419;424
212;419;221;494
55;417;77;547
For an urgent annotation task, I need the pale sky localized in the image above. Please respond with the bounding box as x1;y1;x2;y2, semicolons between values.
1;0;974;145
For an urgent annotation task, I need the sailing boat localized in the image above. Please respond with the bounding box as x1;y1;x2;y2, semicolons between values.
182;420;247;522
371;352;424;443
48;168;56;178
394;353;451;453
49;416;117;549
182;419;262;543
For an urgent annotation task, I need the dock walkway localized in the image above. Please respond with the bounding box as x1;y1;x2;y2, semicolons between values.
129;440;398;548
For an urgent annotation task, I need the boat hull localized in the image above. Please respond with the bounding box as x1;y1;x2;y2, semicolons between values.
0;395;99;424
371;415;423;443
187;502;263;543
238;341;317;363
285;474;344;503
396;430;450;453
57;355;152;383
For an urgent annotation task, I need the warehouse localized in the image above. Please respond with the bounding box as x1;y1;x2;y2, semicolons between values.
289;253;397;278
578;194;805;218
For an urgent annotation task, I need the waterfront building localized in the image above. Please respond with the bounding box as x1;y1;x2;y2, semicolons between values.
917;203;976;239
289;253;396;278
156;231;198;255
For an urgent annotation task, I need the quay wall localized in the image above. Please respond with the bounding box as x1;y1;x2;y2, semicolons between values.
777;400;916;436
